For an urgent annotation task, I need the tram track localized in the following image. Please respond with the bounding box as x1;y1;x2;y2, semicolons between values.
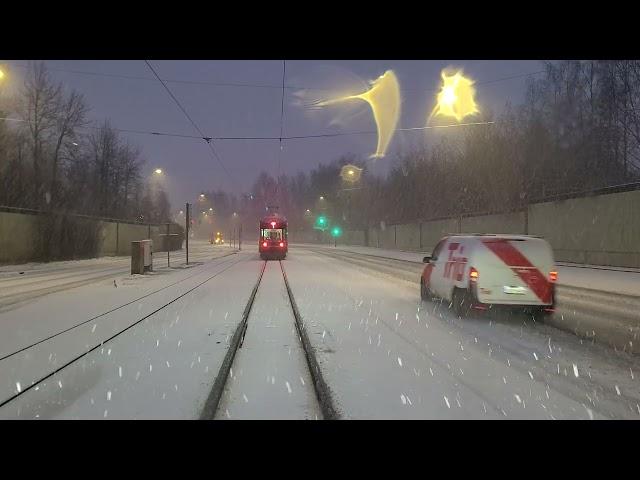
200;259;339;420
0;253;243;410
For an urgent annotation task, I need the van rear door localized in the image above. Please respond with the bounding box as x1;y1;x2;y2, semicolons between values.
476;237;554;306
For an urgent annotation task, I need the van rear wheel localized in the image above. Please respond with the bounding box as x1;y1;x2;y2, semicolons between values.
452;288;472;318
532;306;553;323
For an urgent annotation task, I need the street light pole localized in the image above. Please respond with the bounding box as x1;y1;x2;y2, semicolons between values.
185;202;190;265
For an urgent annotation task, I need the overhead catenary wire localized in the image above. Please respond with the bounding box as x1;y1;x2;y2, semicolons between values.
6;62;546;94
0;116;495;142
143;60;237;190
278;59;286;176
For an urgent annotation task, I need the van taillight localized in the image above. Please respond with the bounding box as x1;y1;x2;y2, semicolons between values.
469;267;479;282
262;242;267;247
549;271;558;282
279;242;284;247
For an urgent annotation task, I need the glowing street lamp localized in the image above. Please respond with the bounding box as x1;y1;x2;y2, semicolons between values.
154;168;163;175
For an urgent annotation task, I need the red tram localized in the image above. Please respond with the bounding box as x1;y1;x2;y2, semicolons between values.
259;214;288;260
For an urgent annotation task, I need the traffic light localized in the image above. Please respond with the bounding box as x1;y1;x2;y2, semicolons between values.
331;226;342;237
315;215;328;230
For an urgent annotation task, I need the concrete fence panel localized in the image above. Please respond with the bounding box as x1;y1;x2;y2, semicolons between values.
395;223;421;251
528;190;640;267
420;218;459;252
461;211;526;235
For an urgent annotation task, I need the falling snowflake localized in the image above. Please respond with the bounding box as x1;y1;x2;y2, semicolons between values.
573;364;579;377
444;396;451;408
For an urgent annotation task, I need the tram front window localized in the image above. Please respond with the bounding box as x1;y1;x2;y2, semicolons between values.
262;229;283;242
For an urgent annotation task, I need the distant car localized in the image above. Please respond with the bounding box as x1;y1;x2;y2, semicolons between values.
420;234;557;319
211;232;224;245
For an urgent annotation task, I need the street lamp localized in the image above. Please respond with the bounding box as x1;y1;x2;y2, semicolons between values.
319;196;324;200
199;193;205;199
154;168;163;175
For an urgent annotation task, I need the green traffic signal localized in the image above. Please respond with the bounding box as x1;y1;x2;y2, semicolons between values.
331;226;342;237
316;215;327;228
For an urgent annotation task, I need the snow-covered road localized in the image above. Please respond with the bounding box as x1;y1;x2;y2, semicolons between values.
1;244;639;419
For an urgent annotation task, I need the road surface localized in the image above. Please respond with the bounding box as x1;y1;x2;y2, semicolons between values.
1;243;639;419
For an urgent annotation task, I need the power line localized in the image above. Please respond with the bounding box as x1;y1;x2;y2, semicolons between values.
143;60;237;189
6;62;546;94
277;60;286;178
1;116;495;142
0;116;203;139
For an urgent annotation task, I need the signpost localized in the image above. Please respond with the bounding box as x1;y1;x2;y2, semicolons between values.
185;202;190;265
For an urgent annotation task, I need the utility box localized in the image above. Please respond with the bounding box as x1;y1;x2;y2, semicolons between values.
131;239;153;274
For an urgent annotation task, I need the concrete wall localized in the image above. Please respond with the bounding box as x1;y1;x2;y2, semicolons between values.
420;218;459;252
97;221;118;256
343;229;365;246
379;225;396;249
460;212;526;235
1;211;183;265
395;223;421;251
529;190;640;268
0;212;39;263
330;189;640;268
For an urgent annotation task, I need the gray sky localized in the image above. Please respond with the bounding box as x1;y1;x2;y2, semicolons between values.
5;60;543;209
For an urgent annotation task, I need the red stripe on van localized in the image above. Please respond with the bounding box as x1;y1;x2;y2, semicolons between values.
482;240;553;304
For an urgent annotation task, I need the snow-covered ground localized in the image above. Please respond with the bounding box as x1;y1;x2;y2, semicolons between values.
0;249;261;419
293;243;640;296
284;248;640;419
1;243;639;419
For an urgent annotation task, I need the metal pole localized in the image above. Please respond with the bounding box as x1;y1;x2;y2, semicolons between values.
167;222;170;267
185;203;190;265
239;224;242;251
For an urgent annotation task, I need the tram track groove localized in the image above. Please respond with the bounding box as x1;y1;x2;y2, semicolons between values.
200;259;339;420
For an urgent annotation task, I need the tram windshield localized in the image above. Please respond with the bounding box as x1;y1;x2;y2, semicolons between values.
261;228;284;241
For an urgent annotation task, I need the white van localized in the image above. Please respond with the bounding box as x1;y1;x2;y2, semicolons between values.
420;234;557;318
